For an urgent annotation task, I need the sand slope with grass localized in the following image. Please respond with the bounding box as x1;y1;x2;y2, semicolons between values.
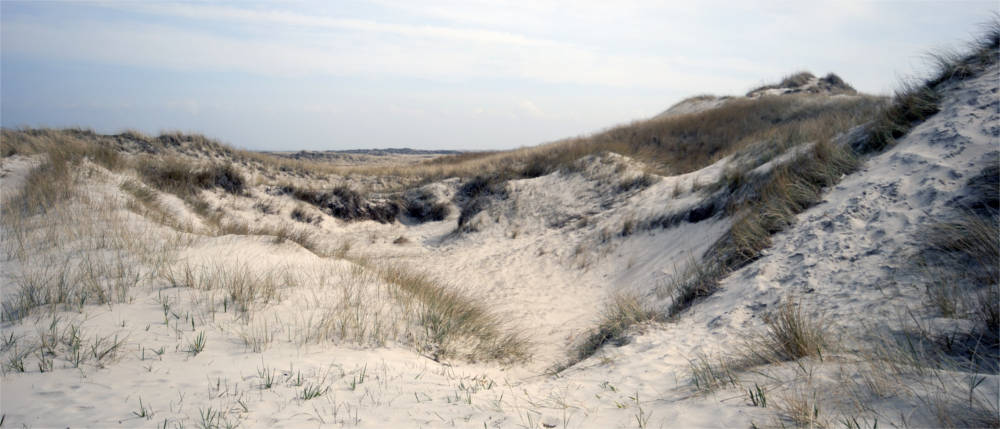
1;28;997;428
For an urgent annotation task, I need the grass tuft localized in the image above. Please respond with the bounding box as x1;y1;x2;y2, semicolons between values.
572;293;660;365
300;382;328;400
186;331;207;356
760;299;827;361
136;156;246;197
371;262;530;364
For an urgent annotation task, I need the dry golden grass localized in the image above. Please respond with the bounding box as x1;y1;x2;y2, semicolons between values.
370;261;531;364
0;154;179;321
759;299;828;361
861;19;998;154
773;390;828;428
571;293;661;365
134;155;245;197
688;299;828;394
662;139;859;319
2;87;884;193
411;93;882;184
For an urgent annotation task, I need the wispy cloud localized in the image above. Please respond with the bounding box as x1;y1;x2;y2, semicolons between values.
2;6;758;91
117;3;567;48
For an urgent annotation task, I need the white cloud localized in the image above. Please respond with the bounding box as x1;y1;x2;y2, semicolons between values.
111;3;568;48
518;100;543;117
1;12;758;92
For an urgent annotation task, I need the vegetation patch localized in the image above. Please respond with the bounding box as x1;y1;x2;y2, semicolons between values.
859;24;998;154
367;262;530;364
747;71;857;97
402;188;450;222
916;163;999;369
455;175;509;232
136;156;245;197
279;184;400;224
659;139;859;319
568;293;661;366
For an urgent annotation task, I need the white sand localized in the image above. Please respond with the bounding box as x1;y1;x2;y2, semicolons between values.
1;64;997;428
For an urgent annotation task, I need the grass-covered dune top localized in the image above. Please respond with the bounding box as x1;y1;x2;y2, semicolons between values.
2;77;885;186
418;89;885;181
1;78;885;229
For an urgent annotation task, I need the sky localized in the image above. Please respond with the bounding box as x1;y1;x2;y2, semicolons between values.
1;1;996;151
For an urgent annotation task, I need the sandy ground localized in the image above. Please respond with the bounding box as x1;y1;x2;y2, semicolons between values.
0;64;997;428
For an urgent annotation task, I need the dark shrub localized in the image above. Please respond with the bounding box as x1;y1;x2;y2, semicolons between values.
454;175;508;232
616;173;656;193
817;73;857;95
404;189;450;222
138;157;245;196
282;184;400;224
290;206;318;224
779;71;815;88
457;197;488;230
958;163;1000;215
458;175;503;199
864;84;942;153
203;163;245;194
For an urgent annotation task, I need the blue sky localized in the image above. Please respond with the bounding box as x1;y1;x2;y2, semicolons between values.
1;1;996;151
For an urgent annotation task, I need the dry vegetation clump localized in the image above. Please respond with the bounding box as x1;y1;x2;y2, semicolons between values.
758;299;828;361
1;129;124;181
130;155;247;230
0;128;252;231
615;172;658;193
455;175;509;231
688;299;828;393
661;257;728;317
569;293;661;366
862;82;943;154
3;148;76;217
715;139;859;266
276;184;401;224
135;155;245;197
815;73;856;95
161;261;285;317
747;71;857;98
402;188;450;222
119;179;199;233
917;163;1000;367
772;390;827;428
779;71;816;88
217;220;322;255
860;20;999;154
370;262;530;364
1;128;103;160
747;71;816;95
289;205;319;224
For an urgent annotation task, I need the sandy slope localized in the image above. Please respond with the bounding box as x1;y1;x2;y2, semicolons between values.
0;64;997;428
